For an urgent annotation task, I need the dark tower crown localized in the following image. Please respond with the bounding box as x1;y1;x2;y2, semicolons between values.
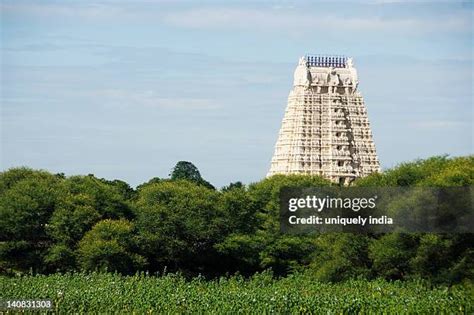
305;55;347;68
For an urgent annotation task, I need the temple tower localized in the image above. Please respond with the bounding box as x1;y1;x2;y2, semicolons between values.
268;55;380;185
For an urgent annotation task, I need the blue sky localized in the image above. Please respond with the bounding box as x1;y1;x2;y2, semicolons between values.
1;0;472;187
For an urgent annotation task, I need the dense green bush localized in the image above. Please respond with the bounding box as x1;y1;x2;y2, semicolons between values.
0;168;62;273
311;234;372;282
134;180;223;274
77;219;146;273
0;157;472;285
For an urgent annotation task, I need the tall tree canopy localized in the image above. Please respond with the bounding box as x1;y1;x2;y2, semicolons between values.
0;155;472;284
170;161;214;189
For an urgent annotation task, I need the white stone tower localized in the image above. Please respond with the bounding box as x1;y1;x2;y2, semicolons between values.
268;55;380;185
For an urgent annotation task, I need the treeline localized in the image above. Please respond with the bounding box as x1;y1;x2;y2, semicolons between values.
0;157;473;284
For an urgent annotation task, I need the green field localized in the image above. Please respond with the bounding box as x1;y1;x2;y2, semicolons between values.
1;273;472;314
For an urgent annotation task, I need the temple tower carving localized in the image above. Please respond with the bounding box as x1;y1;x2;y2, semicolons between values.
268;55;381;185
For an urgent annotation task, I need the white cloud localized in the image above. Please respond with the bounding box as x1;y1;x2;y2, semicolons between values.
3;2;470;35
96;89;221;110
411;120;470;129
162;8;470;34
371;0;456;3
1;2;130;20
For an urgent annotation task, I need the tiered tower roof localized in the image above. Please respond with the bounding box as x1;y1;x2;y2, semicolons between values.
268;55;380;184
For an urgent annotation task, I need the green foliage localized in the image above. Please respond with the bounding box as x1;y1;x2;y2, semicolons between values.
77;219;146;274
99;179;136;200
214;234;265;273
259;236;317;274
44;195;102;272
249;174;331;209
134;180;222;273
218;185;257;234
0;168;61;273
368;233;474;284
170;161;214;189
0;156;473;285
45;176;135;272
311;234;372;282
60;176;133;219
47;194;101;246
44;244;76;273
0;168;135;274
369;233;418;280
0;170;60;241
1;273;472;313
0;167;58;195
136;177;161;191
354;155;473;187
422;156;474;186
221;181;244;192
409;234;453;280
242;175;331;274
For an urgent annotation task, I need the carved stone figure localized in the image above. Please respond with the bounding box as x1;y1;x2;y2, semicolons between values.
344;77;352;94
347;57;354;68
312;72;324;93
327;68;340;94
293;57;312;87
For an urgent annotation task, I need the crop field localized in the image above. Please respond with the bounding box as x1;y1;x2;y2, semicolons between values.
1;272;472;314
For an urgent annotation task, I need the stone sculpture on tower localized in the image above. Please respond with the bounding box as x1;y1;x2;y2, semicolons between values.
267;55;381;185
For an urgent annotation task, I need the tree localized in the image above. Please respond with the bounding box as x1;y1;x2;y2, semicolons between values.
0;156;472;281
421;156;474;186
77;219;146;274
99;179;136;201
60;175;133;219
47;194;101;246
310;234;372;282
221;174;331;275
354;155;472;187
260;235;317;275
170;161;214;189
44;175;134;272
221;181;244;192
214;234;265;274
213;186;261;274
44;194;101;272
0;168;61;273
44;244;75;273
136;177;161;191
369;233;418;280
218;185;257;234
409;234;474;284
0;167;53;194
134;180;223;274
